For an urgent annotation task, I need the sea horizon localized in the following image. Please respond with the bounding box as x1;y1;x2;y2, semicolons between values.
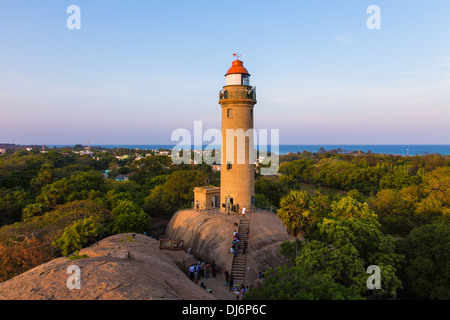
45;144;450;156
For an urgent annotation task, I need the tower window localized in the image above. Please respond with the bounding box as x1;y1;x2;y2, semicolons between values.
250;109;253;117
242;75;250;86
227;162;232;170
227;108;232;118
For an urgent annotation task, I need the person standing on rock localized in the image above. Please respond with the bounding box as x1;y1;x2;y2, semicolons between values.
229;273;234;292
200;261;205;278
205;262;211;278
195;263;201;280
194;268;199;285
188;264;195;281
212;260;217;278
242;207;246;217
224;270;229;286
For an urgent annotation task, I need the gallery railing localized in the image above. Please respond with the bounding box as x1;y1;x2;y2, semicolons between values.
219;87;256;100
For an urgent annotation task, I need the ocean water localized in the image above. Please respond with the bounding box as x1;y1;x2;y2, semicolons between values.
55;144;450;156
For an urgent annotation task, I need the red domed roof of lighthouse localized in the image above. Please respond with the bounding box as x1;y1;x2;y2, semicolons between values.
226;59;250;76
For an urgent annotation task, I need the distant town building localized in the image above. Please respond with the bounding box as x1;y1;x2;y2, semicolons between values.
0;148;6;155
79;150;93;156
115;174;130;182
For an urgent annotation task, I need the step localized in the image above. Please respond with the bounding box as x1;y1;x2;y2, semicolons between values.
232;265;246;269
231;265;247;271
230;220;250;284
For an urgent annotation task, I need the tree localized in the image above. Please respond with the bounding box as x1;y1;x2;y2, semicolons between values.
278;158;315;182
244;266;363;300
131;156;171;185
369;188;416;236
298;217;404;297
0;238;53;283
0;189;31;226
277;190;315;257
346;189;365;203
144;170;209;217
277;190;314;238
22;203;45;221
255;177;282;207
308;191;332;217
36;171;107;209
330;196;378;222
53;216;103;256
396;221;450;299
254;193;272;209
109;200;152;234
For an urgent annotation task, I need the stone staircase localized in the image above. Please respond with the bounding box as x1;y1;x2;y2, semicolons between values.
231;217;250;285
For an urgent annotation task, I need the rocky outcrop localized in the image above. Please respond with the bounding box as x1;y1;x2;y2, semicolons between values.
0;210;293;300
0;233;215;300
164;209;294;285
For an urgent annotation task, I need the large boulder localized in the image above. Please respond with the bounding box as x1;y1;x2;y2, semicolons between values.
164;209;294;285
0;233;215;300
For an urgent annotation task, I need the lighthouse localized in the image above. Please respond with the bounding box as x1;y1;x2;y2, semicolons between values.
218;54;257;213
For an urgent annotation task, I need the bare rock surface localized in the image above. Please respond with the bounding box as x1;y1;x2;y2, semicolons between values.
0;233;216;300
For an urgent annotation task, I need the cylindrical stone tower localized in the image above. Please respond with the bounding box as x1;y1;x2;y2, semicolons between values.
218;57;257;213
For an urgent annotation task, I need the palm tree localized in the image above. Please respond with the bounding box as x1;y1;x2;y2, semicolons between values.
277;190;315;257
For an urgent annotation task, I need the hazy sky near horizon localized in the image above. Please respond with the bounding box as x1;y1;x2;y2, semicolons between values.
1;0;449;145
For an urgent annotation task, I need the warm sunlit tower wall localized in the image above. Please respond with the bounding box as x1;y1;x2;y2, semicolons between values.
219;58;257;213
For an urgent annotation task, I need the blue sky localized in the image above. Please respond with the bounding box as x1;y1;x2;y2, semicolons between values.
0;0;449;145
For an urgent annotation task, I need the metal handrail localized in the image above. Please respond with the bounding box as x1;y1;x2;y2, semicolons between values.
192;201;221;212
219;87;256;100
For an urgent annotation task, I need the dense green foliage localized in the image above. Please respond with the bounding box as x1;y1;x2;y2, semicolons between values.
0;147;218;282
249;151;449;300
396;221;450;299
245;265;364;300
110;199;152;234
53;216;103;256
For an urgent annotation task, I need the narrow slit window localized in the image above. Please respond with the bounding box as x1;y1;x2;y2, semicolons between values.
227;108;232;118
